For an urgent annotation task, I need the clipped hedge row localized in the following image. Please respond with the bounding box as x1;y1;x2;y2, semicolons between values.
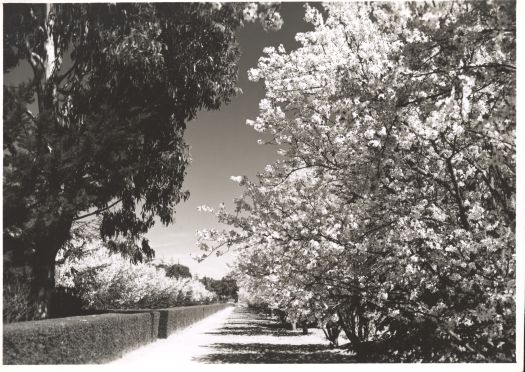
3;312;159;364
3;303;232;364
158;302;231;338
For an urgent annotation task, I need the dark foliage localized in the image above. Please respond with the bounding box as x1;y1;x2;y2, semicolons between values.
200;275;239;302
156;263;192;279
3;3;247;319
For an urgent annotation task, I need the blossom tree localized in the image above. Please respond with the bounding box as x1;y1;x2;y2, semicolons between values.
198;1;515;362
56;244;215;310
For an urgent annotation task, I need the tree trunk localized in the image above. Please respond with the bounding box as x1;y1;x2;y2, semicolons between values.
26;219;72;320
338;307;366;360
44;3;57;81
302;325;309;335
29;246;58;320
323;320;341;347
3;241;60;322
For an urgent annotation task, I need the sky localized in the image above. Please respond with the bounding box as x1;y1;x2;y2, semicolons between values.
146;3;315;279
2;3;316;280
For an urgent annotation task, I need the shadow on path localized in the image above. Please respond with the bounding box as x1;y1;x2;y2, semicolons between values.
204;306;302;337
205;325;306;337
196;342;355;363
194;306;356;363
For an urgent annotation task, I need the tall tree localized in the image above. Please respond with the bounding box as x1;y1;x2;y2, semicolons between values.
3;2;281;320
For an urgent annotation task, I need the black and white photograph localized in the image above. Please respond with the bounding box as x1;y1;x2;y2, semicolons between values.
1;1;522;368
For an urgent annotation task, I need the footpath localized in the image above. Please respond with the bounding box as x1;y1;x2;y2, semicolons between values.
110;304;355;364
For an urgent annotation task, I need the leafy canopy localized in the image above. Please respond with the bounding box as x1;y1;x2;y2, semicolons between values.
3;3;280;265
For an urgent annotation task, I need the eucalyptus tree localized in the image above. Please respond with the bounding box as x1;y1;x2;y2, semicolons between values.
3;2;281;319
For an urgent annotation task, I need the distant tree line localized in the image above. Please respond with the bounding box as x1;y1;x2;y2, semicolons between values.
200;275;239;302
155;262;238;302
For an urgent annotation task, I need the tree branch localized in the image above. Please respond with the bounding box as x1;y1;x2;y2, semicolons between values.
73;198;123;221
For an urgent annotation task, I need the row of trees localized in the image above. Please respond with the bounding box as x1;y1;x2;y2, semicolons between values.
3;2;281;319
200;275;239;302
3;244;218;323
54;246;216;311
153;261;240;302
198;1;516;362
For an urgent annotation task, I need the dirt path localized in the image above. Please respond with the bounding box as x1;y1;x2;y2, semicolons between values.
111;304;355;364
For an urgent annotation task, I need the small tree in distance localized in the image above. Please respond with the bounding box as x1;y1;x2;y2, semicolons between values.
200;275;239;302
156;263;192;280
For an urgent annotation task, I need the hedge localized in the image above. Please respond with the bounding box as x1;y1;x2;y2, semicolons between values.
3;303;232;364
3;311;159;364
157;303;231;338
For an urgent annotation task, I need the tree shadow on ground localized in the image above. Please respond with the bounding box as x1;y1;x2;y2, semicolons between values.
193;342;356;363
205;307;303;337
196;307;356;363
205;324;305;337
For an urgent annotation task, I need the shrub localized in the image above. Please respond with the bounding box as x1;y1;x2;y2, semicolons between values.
3;266;39;323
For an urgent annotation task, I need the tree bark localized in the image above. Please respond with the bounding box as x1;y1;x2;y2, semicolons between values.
26;219;72;320
302;324;309;335
29;247;57;319
43;3;57;82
